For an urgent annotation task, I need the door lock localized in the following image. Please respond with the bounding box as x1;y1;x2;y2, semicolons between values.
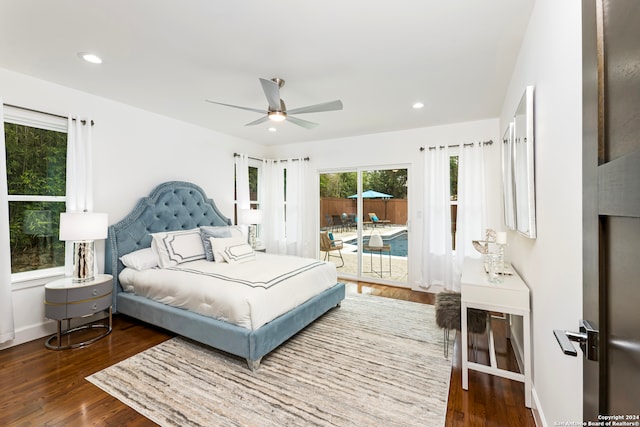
553;319;599;361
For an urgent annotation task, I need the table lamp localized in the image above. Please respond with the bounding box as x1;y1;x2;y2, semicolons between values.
59;212;108;282
238;208;262;249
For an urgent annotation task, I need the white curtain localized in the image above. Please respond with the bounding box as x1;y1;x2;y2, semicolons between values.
454;143;487;288
234;154;250;212
0;101;16;343
284;158;307;256
234;154;250;240
261;159;286;254
421;146;455;290
65;116;95;276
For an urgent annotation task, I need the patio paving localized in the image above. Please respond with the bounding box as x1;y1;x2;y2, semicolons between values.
321;225;408;283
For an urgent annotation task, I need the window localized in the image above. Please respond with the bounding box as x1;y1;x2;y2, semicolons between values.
449;155;459;250
4;108;67;275
234;160;262;217
248;165;259;210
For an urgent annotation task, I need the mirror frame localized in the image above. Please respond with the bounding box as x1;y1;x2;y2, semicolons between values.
513;85;536;238
501;122;516;230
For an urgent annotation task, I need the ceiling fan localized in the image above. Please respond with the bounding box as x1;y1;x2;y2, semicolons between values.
206;78;343;129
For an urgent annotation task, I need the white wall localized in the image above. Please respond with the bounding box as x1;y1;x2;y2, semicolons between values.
499;0;583;424
269;118;502;290
0;67;265;349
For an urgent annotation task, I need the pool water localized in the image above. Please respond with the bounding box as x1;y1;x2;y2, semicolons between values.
347;231;408;257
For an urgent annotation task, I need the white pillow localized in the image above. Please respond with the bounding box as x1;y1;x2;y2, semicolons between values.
209;236;247;263
151;228;205;268
119;247;158;270
221;243;256;264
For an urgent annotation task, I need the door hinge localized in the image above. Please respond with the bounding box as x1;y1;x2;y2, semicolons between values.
553;319;599;361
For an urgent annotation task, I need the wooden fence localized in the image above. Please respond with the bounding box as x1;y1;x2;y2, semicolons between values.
320;197;408;228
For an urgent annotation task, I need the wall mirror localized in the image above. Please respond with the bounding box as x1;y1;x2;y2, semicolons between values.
501;122;516;230
513;86;536;238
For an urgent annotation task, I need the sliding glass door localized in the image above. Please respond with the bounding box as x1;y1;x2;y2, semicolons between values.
319;167;408;286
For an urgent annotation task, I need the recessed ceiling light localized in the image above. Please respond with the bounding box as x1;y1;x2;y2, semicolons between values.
268;127;277;132
78;52;102;64
412;102;424;109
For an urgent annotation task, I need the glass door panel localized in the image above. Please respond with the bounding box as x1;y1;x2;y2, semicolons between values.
319;168;408;286
360;168;408;284
319;171;358;276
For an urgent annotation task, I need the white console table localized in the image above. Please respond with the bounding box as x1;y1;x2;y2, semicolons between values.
461;258;531;408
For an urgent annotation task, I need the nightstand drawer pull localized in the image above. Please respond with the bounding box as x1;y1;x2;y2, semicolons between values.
92;303;98;310
92;289;98;296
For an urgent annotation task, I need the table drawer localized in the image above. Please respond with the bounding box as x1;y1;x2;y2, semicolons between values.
66;292;112;318
45;287;68;304
66;279;112;303
45;303;67;320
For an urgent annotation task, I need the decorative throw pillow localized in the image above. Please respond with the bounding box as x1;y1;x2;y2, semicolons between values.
151;228;205;268
200;226;232;261
371;215;379;222
220;243;255;264
119;247;158;270
209;236;247;263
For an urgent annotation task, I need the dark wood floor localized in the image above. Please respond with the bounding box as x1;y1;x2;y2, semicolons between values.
0;283;535;426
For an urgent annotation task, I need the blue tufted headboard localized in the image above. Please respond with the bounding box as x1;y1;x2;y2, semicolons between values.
105;181;232;310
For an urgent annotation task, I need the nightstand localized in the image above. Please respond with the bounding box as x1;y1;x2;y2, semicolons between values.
44;273;113;350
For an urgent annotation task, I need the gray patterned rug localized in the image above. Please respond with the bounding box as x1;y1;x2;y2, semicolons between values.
86;294;452;426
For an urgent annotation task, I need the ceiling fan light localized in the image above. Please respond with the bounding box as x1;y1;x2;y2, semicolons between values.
268;111;287;122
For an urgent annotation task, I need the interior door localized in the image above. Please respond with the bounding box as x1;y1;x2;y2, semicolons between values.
582;0;640;418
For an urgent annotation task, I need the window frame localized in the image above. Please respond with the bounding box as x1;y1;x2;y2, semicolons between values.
3;106;68;282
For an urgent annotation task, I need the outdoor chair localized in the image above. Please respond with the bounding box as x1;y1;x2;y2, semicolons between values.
331;214;345;232
368;212;391;227
320;231;344;267
324;214;334;231
346;213;357;230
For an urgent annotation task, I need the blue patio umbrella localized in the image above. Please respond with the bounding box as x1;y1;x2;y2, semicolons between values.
348;190;393;221
348;189;393;199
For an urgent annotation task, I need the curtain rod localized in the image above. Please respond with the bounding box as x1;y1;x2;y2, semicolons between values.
233;153;310;162
3;103;95;126
419;139;493;151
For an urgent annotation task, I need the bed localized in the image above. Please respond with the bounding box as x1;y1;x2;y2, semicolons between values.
105;181;345;370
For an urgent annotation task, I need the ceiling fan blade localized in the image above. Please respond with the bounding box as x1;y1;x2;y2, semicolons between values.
287;115;319;129
287;100;343;115
206;100;267;114
245;115;270;126
259;78;282;111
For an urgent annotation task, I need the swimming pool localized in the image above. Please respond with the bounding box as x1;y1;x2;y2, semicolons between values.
346;231;408;257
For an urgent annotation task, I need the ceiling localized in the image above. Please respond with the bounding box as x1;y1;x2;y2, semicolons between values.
0;0;534;146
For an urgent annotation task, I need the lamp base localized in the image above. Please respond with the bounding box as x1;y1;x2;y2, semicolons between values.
248;225;257;249
72;241;95;282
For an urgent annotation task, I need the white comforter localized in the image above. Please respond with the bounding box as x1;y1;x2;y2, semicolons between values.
119;253;338;330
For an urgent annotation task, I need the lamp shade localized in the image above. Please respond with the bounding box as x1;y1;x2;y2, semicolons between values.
59;212;108;241
238;209;263;225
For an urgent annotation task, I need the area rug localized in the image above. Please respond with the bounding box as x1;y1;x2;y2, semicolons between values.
86;294;452;426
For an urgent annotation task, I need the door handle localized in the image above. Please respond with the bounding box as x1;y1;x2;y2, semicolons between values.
553;319;599;361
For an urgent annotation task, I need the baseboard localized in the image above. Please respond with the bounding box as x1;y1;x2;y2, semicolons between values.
0;312;109;350
531;386;548;427
0;321;57;350
509;323;547;427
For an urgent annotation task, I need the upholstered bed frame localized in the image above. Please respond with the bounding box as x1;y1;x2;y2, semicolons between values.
105;181;345;370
